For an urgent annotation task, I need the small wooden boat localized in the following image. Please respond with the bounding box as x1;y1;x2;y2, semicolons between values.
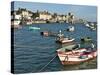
56;44;97;65
29;26;40;30
89;22;97;30
81;37;92;42
56;30;75;44
56;37;75;44
40;31;57;37
85;23;90;27
67;26;75;32
11;25;22;29
41;31;49;36
90;26;96;31
92;28;96;31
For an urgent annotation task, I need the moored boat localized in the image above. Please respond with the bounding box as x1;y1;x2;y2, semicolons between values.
40;31;57;37
85;23;90;27
11;19;21;29
81;37;92;42
56;37;75;44
56;30;75;43
41;31;49;36
56;44;97;65
29;26;40;30
67;26;75;32
92;28;96;31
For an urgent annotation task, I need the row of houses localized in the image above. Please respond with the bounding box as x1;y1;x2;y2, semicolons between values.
11;8;77;27
36;11;75;23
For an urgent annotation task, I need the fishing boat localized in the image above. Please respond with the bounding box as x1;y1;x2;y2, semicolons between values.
56;37;75;44
11;18;21;29
89;25;96;31
41;31;49;36
40;31;57;37
81;37;92;42
92;28;96;31
56;30;74;43
56;44;97;65
67;26;75;32
29;26;40;30
85;23;90;27
88;22;97;31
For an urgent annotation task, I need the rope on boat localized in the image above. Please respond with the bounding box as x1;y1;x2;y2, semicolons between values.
39;55;57;72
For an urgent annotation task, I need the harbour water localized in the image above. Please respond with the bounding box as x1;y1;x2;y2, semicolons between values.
13;23;97;74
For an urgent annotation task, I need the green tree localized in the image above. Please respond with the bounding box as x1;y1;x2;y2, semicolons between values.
31;12;39;19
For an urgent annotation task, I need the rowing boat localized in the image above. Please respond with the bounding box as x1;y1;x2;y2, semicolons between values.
56;44;97;65
29;26;40;30
56;37;75;44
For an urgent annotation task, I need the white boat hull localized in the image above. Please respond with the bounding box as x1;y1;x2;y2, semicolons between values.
57;48;97;65
56;38;75;44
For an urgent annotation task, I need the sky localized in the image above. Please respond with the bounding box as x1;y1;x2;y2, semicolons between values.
11;1;97;22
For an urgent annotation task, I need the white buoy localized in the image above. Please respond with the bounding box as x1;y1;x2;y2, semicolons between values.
59;30;62;34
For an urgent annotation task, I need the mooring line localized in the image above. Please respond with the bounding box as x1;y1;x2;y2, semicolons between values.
39;55;57;72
